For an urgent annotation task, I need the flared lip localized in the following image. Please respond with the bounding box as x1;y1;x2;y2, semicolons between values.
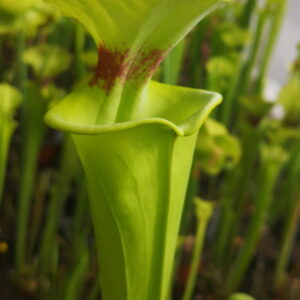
44;88;222;137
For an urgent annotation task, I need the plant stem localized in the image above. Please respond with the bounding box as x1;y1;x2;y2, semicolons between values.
238;8;268;95
71;174;89;250
239;0;258;29
188;19;210;89
226;145;287;292
15;83;46;271
28;170;51;257
213;169;237;267
253;0;287;95
15;21;26;92
220;6;267;126
63;235;89;300
0;35;3;81
274;142;300;289
38;135;80;275
213;127;261;268
182;198;213;300
275;195;300;289
225;128;261;256
162;39;186;85
88;275;101;300
14;20;30;271
0;129;7;203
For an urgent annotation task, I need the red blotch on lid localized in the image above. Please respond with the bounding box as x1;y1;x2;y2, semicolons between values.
89;44;129;92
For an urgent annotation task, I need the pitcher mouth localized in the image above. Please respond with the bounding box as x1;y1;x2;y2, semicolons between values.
44;80;222;137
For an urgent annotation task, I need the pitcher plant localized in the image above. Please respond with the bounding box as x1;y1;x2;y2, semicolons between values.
45;1;224;299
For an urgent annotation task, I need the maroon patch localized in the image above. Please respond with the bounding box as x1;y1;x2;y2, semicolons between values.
90;44;167;93
89;44;129;92
128;49;167;81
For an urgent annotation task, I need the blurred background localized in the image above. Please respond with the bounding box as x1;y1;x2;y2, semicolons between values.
267;0;299;98
0;0;299;299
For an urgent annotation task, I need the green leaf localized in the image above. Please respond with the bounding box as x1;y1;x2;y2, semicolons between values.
23;45;72;79
20;1;59;37
277;76;300;125
240;95;273;118
228;293;255;300
0;0;36;14
206;56;236;92
218;22;250;49
261;118;300;145
0;83;22;115
81;50;98;68
196;118;241;174
0;2;57;35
